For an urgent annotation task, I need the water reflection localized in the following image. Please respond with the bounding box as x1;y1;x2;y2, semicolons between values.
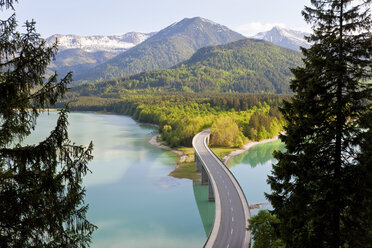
23;112;207;248
228;140;285;214
229;140;284;169
192;182;215;237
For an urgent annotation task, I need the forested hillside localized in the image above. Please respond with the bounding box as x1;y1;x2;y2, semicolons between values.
74;17;245;81
73;38;302;95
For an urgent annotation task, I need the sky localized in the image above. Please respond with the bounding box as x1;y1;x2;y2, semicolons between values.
4;0;312;38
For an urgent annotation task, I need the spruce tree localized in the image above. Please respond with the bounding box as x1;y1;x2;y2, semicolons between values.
0;0;96;246
266;0;371;247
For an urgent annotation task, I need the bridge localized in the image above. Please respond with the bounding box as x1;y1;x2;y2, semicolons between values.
193;129;251;248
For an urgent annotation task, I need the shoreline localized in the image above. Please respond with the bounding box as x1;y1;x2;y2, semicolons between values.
148;134;188;163
70;109;280;166
222;135;280;165
148;133;281;166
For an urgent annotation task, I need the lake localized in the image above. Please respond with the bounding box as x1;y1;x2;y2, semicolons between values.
25;111;281;247
228;139;285;214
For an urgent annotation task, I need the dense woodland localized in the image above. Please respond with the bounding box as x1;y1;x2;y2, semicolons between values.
63;93;288;147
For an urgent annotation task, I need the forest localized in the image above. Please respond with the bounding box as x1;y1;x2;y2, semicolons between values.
62;92;288;147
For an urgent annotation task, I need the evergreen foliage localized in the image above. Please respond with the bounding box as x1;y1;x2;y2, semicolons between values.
267;0;371;247
0;1;96;246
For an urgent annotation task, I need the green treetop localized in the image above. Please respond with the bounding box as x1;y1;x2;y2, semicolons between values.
267;0;371;247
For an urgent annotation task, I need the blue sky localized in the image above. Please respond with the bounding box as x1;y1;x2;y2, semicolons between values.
7;0;312;37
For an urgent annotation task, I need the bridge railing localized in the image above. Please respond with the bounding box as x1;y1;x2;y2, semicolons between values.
193;129;251;248
192;130;221;248
207;147;251;247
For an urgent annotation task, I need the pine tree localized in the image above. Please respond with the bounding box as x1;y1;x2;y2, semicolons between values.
0;0;96;246
266;0;371;247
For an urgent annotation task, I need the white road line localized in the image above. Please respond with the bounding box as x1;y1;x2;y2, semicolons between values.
229;199;232;203
232;217;234;222
231;207;233;212
231;229;233;234
227;244;230;248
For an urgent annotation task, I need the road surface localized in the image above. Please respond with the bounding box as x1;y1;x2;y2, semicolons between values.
193;130;251;248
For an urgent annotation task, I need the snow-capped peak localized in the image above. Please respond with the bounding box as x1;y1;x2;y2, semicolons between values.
46;32;155;53
253;26;311;51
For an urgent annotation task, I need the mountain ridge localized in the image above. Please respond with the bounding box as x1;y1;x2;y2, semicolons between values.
74;17;246;82
46;32;155;53
46;32;156;78
253;26;311;51
73;38;302;95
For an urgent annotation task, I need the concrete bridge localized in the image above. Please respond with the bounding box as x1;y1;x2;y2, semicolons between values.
193;129;251;248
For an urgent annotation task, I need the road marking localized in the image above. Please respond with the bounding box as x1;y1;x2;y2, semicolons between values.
231;229;233;234
227;244;230;248
231;207;233;212
229;198;231;203
232;217;234;222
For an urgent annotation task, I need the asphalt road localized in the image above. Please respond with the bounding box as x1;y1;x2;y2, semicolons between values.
193;130;250;248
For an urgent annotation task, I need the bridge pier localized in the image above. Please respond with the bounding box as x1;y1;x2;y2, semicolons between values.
195;134;214;202
201;166;209;185
208;180;215;201
193;129;251;247
195;153;202;172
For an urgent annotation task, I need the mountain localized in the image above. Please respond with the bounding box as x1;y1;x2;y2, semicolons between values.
74;38;302;95
253;26;311;51
46;49;117;78
46;32;154;77
74;17;246;82
46;32;154;53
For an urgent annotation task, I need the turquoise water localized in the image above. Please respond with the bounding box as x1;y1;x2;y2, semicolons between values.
24;111;281;247
228;140;285;215
24;111;208;248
